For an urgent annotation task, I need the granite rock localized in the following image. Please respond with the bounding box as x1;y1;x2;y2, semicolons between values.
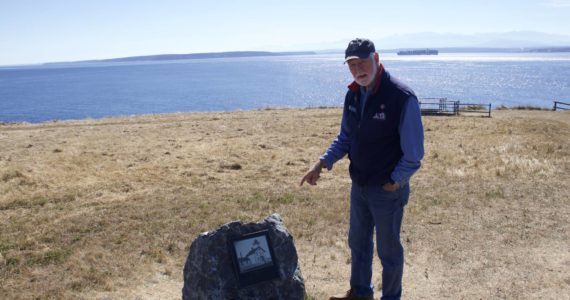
182;213;305;300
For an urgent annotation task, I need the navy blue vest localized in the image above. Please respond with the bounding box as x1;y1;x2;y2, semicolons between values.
344;70;415;186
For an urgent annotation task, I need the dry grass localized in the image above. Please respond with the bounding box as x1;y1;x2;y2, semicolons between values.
1;108;569;299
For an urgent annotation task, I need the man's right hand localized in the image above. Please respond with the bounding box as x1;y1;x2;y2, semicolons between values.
300;160;325;186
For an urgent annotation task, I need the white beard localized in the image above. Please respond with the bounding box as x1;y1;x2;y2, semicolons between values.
354;61;378;87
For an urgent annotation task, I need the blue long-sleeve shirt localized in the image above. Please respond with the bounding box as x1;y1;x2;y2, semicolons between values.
320;94;424;186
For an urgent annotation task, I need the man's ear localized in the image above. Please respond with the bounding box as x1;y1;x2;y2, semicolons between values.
374;52;380;63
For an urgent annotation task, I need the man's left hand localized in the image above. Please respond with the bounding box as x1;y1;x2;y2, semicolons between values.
382;181;400;192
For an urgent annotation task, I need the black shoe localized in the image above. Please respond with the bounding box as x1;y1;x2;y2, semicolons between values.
329;289;373;300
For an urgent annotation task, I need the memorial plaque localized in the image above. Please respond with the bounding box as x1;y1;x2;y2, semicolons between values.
230;230;280;287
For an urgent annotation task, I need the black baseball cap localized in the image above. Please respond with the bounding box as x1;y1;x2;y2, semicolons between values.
345;38;375;62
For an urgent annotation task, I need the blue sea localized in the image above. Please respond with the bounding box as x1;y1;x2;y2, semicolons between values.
1;53;570;123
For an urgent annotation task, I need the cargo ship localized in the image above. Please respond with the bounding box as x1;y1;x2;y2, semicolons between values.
397;49;438;55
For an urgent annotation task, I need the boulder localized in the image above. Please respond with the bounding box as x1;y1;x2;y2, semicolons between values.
182;213;305;300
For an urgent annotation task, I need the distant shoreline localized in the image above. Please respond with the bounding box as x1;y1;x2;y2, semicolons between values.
44;51;317;65
39;47;570;66
0;48;567;68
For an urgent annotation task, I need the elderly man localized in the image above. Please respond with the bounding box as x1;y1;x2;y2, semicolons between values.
301;38;424;300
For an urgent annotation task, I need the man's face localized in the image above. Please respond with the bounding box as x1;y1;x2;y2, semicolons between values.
347;54;378;87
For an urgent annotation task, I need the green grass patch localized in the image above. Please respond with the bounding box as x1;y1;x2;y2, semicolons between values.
25;249;71;266
0;193;76;210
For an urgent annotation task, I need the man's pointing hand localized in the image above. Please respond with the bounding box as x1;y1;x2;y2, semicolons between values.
300;160;325;186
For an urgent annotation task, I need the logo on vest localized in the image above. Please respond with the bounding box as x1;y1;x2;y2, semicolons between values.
372;112;386;121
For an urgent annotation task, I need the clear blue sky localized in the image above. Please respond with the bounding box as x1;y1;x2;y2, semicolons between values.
1;0;570;65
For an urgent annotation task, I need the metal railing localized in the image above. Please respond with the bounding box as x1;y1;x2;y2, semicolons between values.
418;98;458;116
553;101;570;111
456;103;492;118
419;98;491;117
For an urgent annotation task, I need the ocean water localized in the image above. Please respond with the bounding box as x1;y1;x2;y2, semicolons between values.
1;53;570;123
